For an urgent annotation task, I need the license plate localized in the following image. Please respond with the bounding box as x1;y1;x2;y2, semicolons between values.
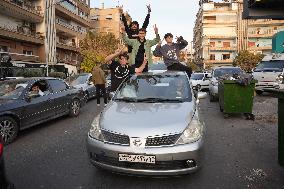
118;154;156;164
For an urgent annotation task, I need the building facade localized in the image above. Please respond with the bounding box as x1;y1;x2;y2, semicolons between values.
0;0;90;71
193;0;284;69
90;5;131;39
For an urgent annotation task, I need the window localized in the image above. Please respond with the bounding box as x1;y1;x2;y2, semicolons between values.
223;42;230;48
222;54;230;60
274;27;278;30
23;50;33;55
48;79;67;92
210;54;215;60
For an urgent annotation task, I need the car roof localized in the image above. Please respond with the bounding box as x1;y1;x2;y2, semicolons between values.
0;77;60;83
134;70;187;77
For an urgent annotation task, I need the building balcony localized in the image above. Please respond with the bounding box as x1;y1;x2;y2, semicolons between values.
209;46;237;51
248;46;272;51
9;53;40;62
56;18;86;37
207;35;236;39
0;25;44;44
55;4;90;27
0;0;43;23
57;41;80;52
248;20;284;26
248;33;275;38
204;59;234;64
202;20;237;25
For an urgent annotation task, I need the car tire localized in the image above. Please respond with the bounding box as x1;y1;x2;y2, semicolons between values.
256;90;263;95
69;98;81;117
0;116;19;145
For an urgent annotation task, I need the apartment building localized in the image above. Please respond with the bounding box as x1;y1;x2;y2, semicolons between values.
193;0;284;69
0;0;90;69
90;5;131;39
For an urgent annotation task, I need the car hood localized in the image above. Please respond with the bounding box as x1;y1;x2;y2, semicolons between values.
100;101;195;138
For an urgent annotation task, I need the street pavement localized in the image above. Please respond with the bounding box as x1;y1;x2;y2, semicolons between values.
4;96;284;189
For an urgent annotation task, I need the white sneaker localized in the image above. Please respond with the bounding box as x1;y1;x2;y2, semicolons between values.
97;104;100;107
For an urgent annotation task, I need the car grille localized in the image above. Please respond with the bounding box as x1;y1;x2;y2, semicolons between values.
101;130;130;145
145;134;181;146
91;154;195;170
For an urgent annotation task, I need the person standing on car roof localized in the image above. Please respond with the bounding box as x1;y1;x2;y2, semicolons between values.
153;33;192;78
121;4;151;53
92;63;107;107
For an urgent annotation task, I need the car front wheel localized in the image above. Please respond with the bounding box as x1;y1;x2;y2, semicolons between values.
69;99;81;117
0;116;19;145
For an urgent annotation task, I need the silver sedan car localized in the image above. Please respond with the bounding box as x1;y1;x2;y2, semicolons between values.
87;71;205;176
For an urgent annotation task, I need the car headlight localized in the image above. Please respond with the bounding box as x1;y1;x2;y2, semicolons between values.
176;111;203;144
276;75;284;84
89;114;104;141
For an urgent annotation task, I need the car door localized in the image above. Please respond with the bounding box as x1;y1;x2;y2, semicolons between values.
20;80;54;127
47;79;70;116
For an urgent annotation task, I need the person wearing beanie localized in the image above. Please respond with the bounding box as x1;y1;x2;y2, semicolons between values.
121;4;151;53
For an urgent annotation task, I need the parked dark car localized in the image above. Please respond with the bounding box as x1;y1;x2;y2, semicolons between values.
65;73;96;100
0;137;14;189
0;77;85;144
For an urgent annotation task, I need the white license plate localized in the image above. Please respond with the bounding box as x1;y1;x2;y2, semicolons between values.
118;154;156;164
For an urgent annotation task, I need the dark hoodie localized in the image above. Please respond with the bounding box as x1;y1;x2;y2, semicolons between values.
121;13;150;52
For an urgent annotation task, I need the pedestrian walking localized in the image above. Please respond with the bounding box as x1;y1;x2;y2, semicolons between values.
121;4;151;53
121;24;160;72
153;33;192;78
92;63;107;107
104;46;148;92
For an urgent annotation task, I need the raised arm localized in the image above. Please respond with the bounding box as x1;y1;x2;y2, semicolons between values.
148;24;161;46
176;36;188;50
105;46;125;64
142;5;151;29
121;13;131;37
135;54;148;73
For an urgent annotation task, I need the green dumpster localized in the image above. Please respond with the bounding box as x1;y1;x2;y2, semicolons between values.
218;80;256;119
263;89;284;167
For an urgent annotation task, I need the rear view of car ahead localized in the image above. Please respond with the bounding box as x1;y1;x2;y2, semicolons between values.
209;66;243;101
190;73;210;91
87;71;205;176
253;53;284;94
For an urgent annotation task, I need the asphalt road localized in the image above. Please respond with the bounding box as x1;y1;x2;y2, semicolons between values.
4;96;284;189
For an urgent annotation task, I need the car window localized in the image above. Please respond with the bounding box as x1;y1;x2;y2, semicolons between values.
191;74;204;80
254;60;284;72
48;79;68;93
0;80;28;99
115;74;191;102
28;80;50;97
65;74;88;86
149;63;167;70
213;68;242;78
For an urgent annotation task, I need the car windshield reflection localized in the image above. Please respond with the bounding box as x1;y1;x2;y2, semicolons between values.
114;74;192;102
66;74;89;86
0;80;28;99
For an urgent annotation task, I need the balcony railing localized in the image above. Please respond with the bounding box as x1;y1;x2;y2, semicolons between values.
56;18;87;34
209;46;237;51
0;52;40;63
7;0;43;16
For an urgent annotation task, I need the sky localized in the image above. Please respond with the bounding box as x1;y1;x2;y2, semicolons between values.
90;0;224;48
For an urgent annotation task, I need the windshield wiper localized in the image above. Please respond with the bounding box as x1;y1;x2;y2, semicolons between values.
137;98;183;103
115;97;137;102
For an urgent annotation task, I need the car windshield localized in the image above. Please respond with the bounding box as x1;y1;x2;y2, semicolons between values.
213;68;242;78
149;63;167;70
115;74;191;102
66;74;88;86
254;61;284;72
0;80;28;99
190;74;204;80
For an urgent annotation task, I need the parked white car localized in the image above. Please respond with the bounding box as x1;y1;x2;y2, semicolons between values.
190;73;210;91
209;66;243;102
253;53;284;94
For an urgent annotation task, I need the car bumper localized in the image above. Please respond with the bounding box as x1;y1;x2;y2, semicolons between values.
86;136;204;176
255;82;280;91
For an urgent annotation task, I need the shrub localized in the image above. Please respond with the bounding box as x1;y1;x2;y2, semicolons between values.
49;72;66;79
